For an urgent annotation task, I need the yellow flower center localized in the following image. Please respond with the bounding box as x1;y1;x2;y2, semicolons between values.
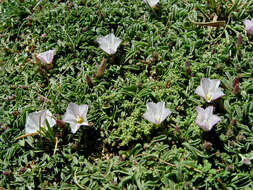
205;94;212;102
40;125;46;129
155;117;161;125
76;116;84;124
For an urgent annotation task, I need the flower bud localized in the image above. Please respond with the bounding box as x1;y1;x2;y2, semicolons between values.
232;77;239;95
237;33;242;45
184;60;192;76
86;75;93;88
203;141;212;150
96;58;106;78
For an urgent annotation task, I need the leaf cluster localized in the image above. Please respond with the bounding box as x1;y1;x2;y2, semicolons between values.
0;0;253;189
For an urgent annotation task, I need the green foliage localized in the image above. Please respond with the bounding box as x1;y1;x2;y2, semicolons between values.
1;0;253;189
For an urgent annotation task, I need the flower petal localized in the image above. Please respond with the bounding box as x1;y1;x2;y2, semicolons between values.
62;113;76;124
209;115;221;129
195;86;205;98
195;106;220;131
196;78;224;102
79;104;89;125
97;33;121;55
160;102;171;123
25;110;55;134
244;19;251;27
196;106;204;114
205;106;214;115
143;112;158;124
25;112;41;134
63;103;89;133
211;79;220;89
212;89;225;101
144;101;170;125
200;78;210;95
41;110;56;128
244;18;253;35
37;49;55;64
62;103;79;123
147;102;161;122
143;0;159;7
195;120;208;131
67;103;80;116
160;108;171;123
70;123;80;134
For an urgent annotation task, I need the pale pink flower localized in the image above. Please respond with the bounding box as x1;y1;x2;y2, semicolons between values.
195;78;224;102
244;18;253;35
41;33;47;38
195;106;221;131
62;103;89;134
96;33;121;55
36;49;56;65
143;0;159;8
143;102;171;125
25;110;56;134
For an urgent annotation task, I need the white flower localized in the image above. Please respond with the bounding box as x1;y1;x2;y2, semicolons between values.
195;106;221;131
143;0;159;8
25;110;56;134
243;18;253;35
96;33;122;55
143;102;171;125
195;78;224;102
62;103;89;134
36;49;56;65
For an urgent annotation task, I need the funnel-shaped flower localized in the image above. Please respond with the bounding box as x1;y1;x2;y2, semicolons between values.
96;33;121;55
36;49;56;65
25;110;56;134
195;78;224;102
244;18;253;35
143;0;159;8
143;102;171;125
195;106;221;131
62;103;89;134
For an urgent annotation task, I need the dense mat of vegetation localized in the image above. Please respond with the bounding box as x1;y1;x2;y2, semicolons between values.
1;0;253;189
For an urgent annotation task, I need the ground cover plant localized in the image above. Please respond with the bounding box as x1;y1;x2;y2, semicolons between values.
1;0;253;189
